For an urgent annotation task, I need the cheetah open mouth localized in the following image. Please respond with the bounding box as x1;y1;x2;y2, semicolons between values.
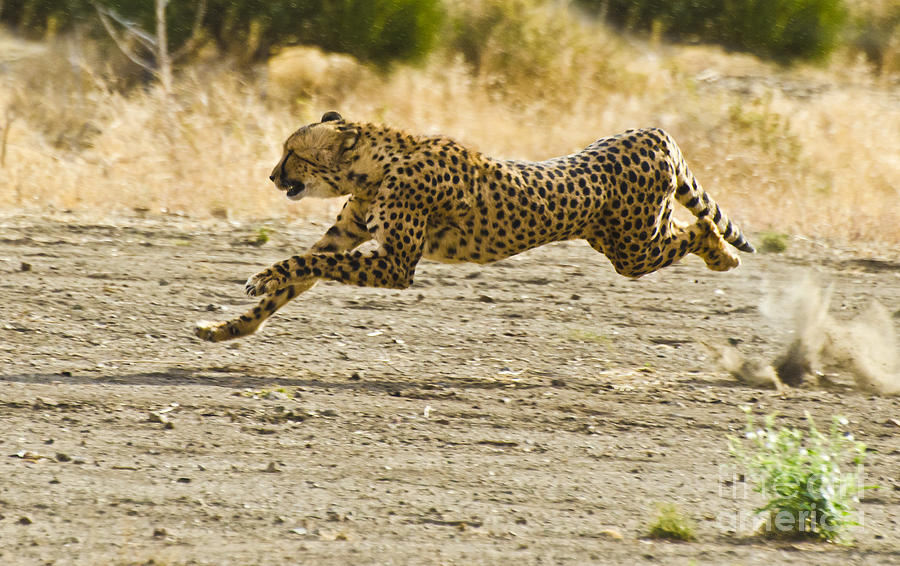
285;183;305;199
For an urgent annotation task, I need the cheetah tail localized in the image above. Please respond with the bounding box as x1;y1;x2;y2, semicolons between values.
665;136;756;254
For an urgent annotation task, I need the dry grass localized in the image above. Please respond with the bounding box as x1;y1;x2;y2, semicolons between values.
1;8;899;244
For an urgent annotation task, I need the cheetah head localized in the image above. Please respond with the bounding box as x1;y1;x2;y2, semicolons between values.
269;111;360;200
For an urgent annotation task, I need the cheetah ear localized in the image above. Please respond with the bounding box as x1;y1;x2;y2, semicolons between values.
333;125;360;166
321;111;343;123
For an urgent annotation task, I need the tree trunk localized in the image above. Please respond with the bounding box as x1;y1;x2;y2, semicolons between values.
155;0;173;96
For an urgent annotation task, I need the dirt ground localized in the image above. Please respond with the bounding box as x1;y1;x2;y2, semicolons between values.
1;213;898;565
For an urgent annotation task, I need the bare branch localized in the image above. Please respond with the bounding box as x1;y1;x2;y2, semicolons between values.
1;110;14;168
94;2;156;50
172;0;208;62
155;0;173;95
93;2;155;72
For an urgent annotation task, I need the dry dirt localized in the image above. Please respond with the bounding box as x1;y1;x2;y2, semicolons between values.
1;214;899;566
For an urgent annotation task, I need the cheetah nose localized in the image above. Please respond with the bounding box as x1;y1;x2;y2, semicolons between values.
269;173;276;182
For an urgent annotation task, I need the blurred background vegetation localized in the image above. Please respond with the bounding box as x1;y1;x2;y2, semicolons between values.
2;0;898;67
0;0;898;243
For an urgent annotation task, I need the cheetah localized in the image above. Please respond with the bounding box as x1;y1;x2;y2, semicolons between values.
194;111;754;342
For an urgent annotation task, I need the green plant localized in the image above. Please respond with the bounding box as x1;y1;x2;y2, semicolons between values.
646;503;697;541
759;231;789;253
253;226;270;246
578;0;848;64
1;0;444;67
729;408;874;543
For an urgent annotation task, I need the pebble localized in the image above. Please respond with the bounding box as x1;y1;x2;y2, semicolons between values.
598;528;623;540
148;412;169;424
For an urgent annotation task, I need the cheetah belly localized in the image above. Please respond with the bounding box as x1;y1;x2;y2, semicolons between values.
422;214;555;265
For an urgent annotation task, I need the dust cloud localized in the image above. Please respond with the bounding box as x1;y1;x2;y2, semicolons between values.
714;276;900;395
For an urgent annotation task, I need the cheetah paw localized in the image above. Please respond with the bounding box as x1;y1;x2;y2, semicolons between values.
697;217;740;271
244;269;284;297
194;320;230;342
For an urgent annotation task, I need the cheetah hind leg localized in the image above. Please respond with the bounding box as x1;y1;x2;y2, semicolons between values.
694;216;740;272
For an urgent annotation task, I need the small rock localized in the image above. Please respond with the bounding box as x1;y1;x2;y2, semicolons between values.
350;371;364;381
264;390;290;401
598;528;623;540
13;450;45;461
158;279;170;286
176;477;191;483
477;294;495;303
163;421;174;430
550;378;566;388
320;408;339;417
18;516;33;525
20;262;32;272
264;462;280;473
152;527;168;538
55;453;71;463
148;412;169;424
570;293;581;301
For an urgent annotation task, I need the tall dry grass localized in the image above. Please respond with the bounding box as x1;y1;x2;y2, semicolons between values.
0;5;898;245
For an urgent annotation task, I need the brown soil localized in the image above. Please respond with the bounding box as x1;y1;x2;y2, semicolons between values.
1;214;898;565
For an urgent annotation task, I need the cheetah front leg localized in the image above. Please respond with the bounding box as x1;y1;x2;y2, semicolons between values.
195;200;426;342
194;197;373;342
243;213;425;297
194;280;316;342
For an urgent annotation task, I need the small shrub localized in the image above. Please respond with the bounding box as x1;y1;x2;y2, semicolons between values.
729;408;874;543
444;0;628;103
253;227;270;246
759;231;789;253
847;2;900;75
646;503;697;541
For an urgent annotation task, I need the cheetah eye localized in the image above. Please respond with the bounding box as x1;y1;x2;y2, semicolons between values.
295;152;325;168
